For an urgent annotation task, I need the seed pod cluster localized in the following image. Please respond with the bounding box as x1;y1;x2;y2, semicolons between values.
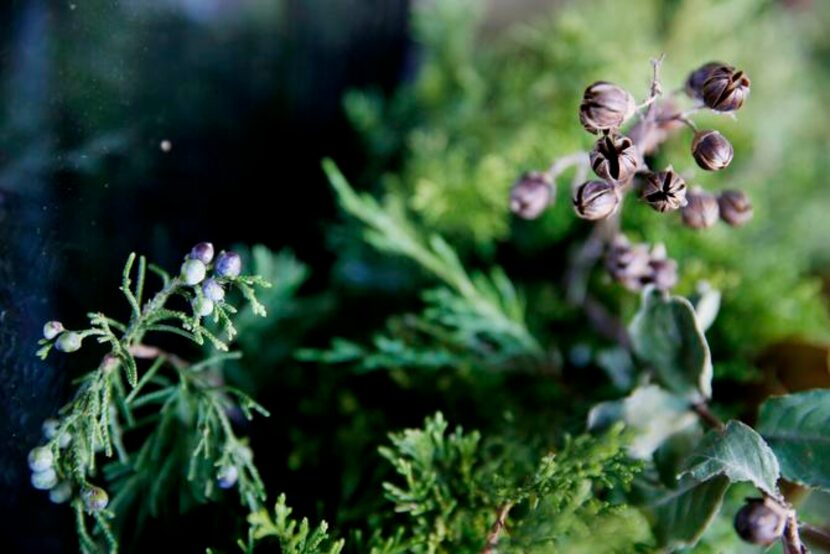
606;235;678;292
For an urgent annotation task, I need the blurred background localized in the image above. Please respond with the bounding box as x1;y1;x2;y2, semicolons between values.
1;0;829;552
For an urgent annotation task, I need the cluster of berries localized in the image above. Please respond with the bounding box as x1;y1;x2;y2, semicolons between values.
510;59;755;291
28;421;108;511
180;242;241;318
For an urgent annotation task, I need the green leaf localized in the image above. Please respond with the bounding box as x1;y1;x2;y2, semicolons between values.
628;287;713;401
681;420;780;496
648;475;730;548
757;389;830;491
588;385;698;459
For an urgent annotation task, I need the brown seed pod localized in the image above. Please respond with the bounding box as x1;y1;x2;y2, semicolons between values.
692;130;734;171
681;188;720;229
685;62;724;100
702;65;751;112
641;168;687;213
573;180;620;221
579;82;636;134
606;235;652;291
590;134;641;184
718;189;753;226
509;171;554;220
734;498;787;546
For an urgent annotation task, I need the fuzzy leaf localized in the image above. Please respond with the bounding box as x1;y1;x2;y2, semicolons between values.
757;389;830;491
648;475;730;548
681;420;780;496
628;287;713;401
588;385;698;459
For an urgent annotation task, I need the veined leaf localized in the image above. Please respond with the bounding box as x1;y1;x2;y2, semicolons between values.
757;389;830;491
681;420;780;496
628;287;713;402
648;475;730;548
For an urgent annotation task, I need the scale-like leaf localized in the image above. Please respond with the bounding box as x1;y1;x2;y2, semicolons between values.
757;389;830;491
628;287;713;401
649;475;730;548
588;385;698;459
682;420;780;496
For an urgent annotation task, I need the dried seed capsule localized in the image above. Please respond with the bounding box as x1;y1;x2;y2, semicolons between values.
681;188;720;229
734;498;786;546
606;235;652;291
55;331;83;353
692;130;734;171
509;171;554;219
718;189;753;226
43;321;64;341
590;134;641;184
192;296;214;317
685;62;724;100
189;242;215;264
217;465;239;489
82;486;109;512
642;168;687;213
573;180;620;221
181;258;207;285
702;65;751;112
28;446;54;472
215;251;242;278
31;468;58;490
579;82;636;134
648;257;679;291
202;278;225;302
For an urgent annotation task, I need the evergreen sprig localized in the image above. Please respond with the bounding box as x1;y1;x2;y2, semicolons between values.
29;243;272;553
302;160;544;372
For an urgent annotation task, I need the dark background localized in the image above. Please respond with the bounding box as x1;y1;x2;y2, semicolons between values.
0;1;410;551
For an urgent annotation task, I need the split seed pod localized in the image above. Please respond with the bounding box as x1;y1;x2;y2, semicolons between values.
590;134;641;184
702;65;751;112
685;62;724;100
641;167;687;213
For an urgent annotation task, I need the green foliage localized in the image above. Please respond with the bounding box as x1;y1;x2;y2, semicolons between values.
241;494;345;554
369;413;645;553
757;390;830;491
628;287;713;402
681;421;780;497
644;475;731;549
32;245;274;552
305;160;544;371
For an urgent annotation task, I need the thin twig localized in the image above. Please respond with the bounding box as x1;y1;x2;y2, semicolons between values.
801;523;830;551
545;152;590;182
481;502;513;554
783;512;809;554
691;402;726;431
129;343;188;370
